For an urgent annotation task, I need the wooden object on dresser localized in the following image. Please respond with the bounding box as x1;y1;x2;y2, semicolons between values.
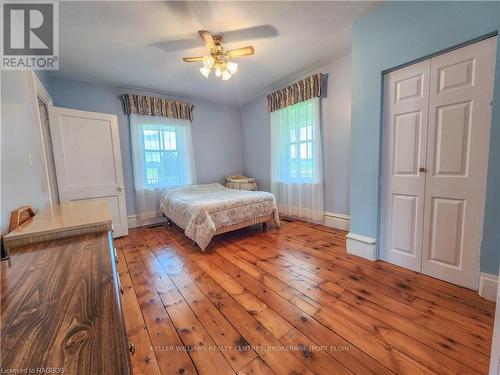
1;201;132;375
8;205;35;231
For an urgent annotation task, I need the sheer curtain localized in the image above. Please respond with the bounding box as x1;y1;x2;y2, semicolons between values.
130;114;196;220
270;97;324;221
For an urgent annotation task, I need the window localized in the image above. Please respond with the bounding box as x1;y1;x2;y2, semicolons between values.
271;98;321;183
130;115;196;191
288;124;314;179
270;97;324;221
142;126;180;186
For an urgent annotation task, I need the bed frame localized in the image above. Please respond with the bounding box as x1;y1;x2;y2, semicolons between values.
214;213;275;235
164;213;276;246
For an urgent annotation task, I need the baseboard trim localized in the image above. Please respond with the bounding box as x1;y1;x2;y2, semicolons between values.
346;232;377;261
324;212;350;231
127;214;166;229
478;272;498;302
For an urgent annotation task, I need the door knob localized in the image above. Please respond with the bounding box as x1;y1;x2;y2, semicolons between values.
419;167;426;173
117;186;123;192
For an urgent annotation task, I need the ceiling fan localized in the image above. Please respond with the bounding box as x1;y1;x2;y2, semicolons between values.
183;30;255;81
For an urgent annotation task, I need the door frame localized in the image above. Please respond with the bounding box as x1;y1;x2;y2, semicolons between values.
29;72;57;206
378;34;497;288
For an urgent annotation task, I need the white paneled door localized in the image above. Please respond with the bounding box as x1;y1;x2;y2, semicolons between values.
381;59;430;271
381;37;496;289
48;107;128;238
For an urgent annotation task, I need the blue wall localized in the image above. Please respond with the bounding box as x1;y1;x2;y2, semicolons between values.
46;77;244;215
1;71;52;233
242;56;353;215
35;71;53;94
350;1;500;274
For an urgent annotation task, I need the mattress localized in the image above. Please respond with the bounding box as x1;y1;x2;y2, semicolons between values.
160;183;280;250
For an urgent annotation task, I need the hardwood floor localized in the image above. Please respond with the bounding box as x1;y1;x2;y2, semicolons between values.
115;219;495;375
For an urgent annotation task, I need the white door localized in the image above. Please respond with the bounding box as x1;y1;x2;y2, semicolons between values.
421;37;496;289
380;59;430;271
48;107;128;237
381;37;496;288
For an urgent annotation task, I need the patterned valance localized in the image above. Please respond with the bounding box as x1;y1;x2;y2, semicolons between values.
267;73;325;112
120;94;194;121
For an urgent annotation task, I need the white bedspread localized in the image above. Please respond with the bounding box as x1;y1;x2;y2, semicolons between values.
160;183;280;250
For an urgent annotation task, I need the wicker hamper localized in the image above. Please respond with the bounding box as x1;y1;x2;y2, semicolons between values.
225;175;257;191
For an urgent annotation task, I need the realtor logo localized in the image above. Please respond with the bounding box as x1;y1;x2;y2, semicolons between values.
1;1;59;70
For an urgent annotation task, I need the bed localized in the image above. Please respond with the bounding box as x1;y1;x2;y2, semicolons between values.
160;183;280;250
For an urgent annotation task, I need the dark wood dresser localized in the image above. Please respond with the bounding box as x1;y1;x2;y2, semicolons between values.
1;201;132;374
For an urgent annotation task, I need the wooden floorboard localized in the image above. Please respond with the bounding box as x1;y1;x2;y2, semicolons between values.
227;232;493;353
235;227;494;336
114;240;163;375
116;220;495;375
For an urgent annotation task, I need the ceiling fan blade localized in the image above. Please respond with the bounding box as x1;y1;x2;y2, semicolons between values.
198;30;216;51
183;56;204;62
226;46;255;58
221;25;278;43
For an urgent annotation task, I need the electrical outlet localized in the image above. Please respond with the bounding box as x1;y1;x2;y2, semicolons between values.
28;153;33;167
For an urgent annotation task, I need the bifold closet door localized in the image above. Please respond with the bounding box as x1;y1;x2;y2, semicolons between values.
381;37;496;289
421;37;496;289
380;59;431;271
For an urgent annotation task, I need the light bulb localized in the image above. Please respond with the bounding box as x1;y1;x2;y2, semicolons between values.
200;65;211;78
221;69;232;80
227;61;238;75
202;55;214;68
215;67;222;77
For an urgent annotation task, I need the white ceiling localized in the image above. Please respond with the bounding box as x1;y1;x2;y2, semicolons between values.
50;1;377;105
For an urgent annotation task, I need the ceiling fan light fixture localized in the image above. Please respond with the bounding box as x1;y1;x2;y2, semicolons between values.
183;30;254;82
221;69;232;81
202;55;214;68
200;65;211;78
227;61;238;75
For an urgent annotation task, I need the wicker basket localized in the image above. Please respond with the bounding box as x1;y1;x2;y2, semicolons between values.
225;175;257;191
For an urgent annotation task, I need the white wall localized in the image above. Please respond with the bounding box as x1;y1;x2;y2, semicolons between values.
1;71;51;233
241;55;352;216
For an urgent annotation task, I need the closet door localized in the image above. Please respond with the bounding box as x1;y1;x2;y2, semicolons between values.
421;37;496;289
380;60;430;271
